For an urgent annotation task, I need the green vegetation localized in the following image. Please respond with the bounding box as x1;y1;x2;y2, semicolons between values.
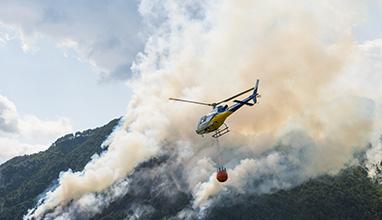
0;119;120;220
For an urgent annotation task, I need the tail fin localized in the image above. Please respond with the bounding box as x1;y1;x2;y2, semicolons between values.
253;79;260;104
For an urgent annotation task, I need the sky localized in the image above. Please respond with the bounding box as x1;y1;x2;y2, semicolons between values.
0;0;381;164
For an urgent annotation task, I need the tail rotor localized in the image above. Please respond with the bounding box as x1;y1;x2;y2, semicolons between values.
252;79;260;104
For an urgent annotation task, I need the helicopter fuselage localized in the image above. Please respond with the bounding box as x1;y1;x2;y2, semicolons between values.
170;79;260;136
195;91;257;135
195;107;232;135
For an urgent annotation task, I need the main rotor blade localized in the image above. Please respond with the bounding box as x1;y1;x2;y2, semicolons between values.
215;87;254;105
169;98;212;106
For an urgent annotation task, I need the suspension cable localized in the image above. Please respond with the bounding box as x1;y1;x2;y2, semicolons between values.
215;134;223;169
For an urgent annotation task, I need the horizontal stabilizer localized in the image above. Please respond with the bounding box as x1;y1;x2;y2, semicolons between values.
233;100;254;106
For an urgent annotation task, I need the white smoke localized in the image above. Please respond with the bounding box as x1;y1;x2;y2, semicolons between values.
25;0;382;219
40;179;130;219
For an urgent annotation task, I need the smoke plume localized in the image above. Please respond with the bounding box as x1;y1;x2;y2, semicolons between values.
25;0;381;219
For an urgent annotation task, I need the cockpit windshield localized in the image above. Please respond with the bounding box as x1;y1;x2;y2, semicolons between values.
200;116;207;123
199;113;215;125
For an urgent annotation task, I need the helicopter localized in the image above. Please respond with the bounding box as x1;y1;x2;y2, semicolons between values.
169;79;260;138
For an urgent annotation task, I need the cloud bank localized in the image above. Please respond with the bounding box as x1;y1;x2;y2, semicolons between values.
0;95;73;163
0;0;144;80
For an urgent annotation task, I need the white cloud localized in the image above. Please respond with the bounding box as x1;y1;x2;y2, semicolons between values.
0;0;144;80
0;95;73;164
0;94;18;132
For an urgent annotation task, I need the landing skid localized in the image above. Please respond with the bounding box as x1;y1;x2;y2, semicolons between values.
212;123;230;138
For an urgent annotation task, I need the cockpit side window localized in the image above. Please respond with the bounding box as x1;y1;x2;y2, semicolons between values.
200;116;207;123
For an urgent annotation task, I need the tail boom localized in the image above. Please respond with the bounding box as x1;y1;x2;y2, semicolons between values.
228;79;260;112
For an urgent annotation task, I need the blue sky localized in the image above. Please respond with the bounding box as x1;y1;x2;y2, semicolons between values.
356;1;382;41
0;38;130;130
